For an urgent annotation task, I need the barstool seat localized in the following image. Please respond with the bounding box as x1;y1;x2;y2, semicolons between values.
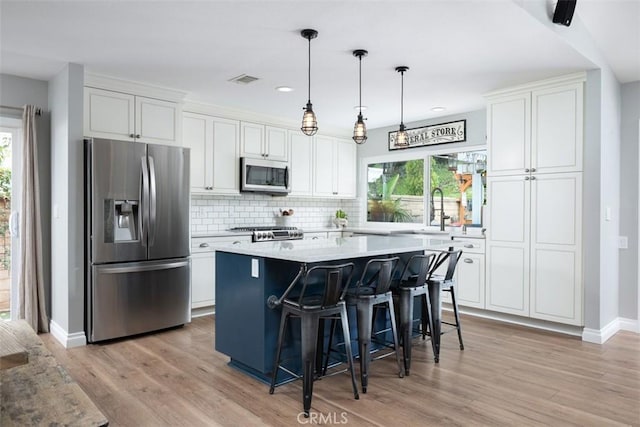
268;263;359;418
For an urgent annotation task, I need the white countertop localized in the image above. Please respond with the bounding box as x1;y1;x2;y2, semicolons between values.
214;235;457;263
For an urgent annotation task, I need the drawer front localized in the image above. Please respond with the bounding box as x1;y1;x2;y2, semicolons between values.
453;238;485;254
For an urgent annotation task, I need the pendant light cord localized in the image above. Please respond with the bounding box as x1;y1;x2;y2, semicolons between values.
358;55;362;114
307;37;311;104
400;70;404;126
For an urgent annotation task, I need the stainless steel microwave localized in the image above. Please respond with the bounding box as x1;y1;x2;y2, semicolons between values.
240;157;290;195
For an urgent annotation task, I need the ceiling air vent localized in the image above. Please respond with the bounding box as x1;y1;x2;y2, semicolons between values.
229;74;259;85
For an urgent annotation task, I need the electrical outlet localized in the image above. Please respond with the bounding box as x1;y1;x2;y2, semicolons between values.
619;236;628;249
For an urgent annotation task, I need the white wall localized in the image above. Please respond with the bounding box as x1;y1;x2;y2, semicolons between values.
0;73;52;318
48;63;85;347
599;69;622;329
619;81;640;321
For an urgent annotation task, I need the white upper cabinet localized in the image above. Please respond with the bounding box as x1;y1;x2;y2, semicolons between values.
84;87;181;146
487;75;584;177
313;136;356;198
486;92;530;176
335;138;357;198
531;83;583;174
288;131;313;197
182;112;240;194
240;122;288;162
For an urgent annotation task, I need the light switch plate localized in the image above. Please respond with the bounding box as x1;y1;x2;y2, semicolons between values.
251;258;259;278
619;236;628;249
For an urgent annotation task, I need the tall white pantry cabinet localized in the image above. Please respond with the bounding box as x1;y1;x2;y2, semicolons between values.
485;73;584;326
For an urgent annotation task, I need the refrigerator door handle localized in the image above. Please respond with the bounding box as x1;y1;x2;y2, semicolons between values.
140;156;150;247
96;259;190;274
148;155;157;246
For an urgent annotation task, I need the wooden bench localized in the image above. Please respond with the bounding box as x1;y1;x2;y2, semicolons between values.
0;320;108;426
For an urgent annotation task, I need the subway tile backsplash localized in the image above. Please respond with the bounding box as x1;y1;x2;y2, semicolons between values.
191;194;362;234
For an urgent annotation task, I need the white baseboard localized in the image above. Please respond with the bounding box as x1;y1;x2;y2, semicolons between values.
582;317;639;344
191;305;215;318
49;320;87;348
446;305;583;337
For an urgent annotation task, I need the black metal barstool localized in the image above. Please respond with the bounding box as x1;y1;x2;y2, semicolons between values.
268;263;359;418
324;257;404;393
392;253;436;375
421;249;465;361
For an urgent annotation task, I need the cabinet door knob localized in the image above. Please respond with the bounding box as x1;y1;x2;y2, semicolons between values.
524;168;530;173
136;134;141;138
524;176;530;180
129;133;135;138
531;167;536;172
464;258;474;263
531;176;536;180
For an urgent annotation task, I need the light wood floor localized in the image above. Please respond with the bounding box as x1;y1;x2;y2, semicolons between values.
41;314;640;427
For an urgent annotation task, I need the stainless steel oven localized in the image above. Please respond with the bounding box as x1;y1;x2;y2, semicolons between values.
240;157;290;195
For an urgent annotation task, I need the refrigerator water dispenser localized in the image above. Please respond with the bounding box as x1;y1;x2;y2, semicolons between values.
113;200;139;242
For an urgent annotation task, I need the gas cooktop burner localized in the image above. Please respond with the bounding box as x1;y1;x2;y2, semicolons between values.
230;226;303;242
230;226;298;232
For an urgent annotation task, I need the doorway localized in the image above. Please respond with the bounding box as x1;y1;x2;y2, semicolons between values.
0;117;22;321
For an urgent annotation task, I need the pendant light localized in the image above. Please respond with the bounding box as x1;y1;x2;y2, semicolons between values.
301;29;319;136
352;49;368;144
395;66;410;147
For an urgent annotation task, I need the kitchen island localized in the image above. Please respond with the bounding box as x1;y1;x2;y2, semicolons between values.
214;235;455;383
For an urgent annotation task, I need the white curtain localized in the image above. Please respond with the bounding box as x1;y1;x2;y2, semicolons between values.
18;105;48;332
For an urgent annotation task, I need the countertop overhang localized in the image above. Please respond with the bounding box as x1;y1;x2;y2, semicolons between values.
214;235;457;263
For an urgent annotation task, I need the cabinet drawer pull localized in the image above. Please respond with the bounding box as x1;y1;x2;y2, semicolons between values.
233;241;241;245
464;244;474;248
464;258;474;263
199;243;210;248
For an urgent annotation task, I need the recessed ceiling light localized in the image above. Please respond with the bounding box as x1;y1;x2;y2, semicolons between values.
353;105;368;111
431;106;446;112
276;86;294;92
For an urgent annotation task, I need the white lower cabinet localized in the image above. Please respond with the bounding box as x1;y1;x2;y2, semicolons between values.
191;235;251;312
191;251;215;309
453;238;485;309
486;172;582;325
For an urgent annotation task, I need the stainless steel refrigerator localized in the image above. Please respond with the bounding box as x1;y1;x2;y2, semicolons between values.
85;138;191;342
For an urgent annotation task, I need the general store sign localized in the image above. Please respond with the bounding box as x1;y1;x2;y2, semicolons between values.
388;119;466;150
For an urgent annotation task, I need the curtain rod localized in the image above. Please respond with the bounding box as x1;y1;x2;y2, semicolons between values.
0;104;42;116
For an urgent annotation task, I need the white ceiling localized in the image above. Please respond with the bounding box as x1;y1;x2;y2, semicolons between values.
1;0;638;133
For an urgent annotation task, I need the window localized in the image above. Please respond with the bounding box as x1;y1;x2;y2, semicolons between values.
365;149;486;227
367;159;424;223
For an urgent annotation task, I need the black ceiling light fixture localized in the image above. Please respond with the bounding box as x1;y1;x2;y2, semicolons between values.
300;29;319;136
352;49;368;144
395;66;410;147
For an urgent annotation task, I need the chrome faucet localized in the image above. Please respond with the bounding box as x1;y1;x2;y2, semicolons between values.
431;187;450;231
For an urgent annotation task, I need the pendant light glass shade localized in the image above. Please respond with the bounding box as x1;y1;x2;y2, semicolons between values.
395;66;410;147
301;29;319;136
352;49;368;144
